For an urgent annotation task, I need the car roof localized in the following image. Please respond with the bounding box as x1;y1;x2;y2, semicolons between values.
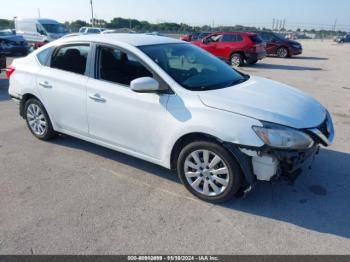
16;18;59;24
212;31;257;36
57;33;183;47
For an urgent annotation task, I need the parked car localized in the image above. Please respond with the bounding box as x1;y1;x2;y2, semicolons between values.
192;32;266;66
180;33;192;42
102;29;135;34
181;32;210;42
0;54;6;70
61;33;82;39
255;31;303;58
0;29;29;56
79;27;106;34
15;18;68;48
145;32;165;36
7;34;334;203
336;34;350;43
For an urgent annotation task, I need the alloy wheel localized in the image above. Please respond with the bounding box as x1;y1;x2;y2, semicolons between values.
184;150;230;197
277;48;288;58
231;55;241;67
26;104;47;136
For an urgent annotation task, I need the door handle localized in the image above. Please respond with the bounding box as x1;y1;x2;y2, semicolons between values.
89;93;107;103
39;81;52;89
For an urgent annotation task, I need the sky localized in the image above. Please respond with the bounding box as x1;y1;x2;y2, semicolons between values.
1;0;350;31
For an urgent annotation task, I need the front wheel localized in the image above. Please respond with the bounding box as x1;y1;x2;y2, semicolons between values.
177;141;242;203
25;98;57;140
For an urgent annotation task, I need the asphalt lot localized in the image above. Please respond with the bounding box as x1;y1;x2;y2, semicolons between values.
0;40;350;254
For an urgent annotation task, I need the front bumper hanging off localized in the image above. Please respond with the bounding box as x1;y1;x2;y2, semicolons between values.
227;114;334;186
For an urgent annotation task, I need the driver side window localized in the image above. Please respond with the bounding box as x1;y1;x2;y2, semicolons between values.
207;34;223;43
96;46;153;86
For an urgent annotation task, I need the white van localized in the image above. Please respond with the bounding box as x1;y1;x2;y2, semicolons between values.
15;18;67;47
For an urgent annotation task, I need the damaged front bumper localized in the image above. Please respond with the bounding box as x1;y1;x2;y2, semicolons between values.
225;113;334;187
240;145;320;183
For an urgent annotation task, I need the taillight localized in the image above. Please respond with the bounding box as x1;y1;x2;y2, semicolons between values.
5;66;15;78
248;45;257;52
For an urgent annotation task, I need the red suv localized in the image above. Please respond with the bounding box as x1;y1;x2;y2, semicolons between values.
191;32;266;66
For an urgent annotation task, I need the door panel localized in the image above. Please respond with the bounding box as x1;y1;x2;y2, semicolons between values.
86;79;169;160
37;67;89;134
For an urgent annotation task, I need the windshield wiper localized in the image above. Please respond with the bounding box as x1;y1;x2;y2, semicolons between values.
228;77;249;87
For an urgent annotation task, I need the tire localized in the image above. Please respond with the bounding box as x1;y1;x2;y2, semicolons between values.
277;47;289;58
230;53;244;67
177;141;242;203
24;98;57;140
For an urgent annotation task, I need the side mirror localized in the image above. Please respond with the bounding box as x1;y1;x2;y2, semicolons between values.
130;77;160;93
202;38;208;44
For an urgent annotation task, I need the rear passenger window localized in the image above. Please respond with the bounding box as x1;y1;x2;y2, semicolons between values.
96;46;153;86
51;44;89;75
222;34;236;42
236;35;243;42
221;34;243;42
37;47;52;66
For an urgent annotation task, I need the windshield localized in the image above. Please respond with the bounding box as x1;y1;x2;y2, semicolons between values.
273;33;287;40
41;23;66;34
139;43;248;91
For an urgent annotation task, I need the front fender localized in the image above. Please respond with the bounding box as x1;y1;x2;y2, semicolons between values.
162;94;264;168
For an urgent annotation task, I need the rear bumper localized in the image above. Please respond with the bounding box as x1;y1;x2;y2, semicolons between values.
245;50;267;62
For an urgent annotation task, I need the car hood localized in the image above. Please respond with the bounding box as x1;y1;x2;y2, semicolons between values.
0;35;26;43
287;39;301;46
198;76;326;129
48;33;66;40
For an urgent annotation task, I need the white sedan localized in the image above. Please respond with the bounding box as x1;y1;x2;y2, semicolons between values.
7;34;334;202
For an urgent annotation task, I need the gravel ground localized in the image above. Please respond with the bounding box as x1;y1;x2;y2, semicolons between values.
0;40;349;254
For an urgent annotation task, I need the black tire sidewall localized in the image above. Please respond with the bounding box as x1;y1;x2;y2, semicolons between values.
177;141;242;203
24;98;55;140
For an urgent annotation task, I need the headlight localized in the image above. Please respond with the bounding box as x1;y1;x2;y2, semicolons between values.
292;44;301;49
253;123;314;150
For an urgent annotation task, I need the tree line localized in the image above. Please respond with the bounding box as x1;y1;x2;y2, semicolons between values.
1;17;347;37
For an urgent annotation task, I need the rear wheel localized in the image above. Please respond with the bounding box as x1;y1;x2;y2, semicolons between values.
230;53;244;67
277;47;289;58
25;98;57;140
177;141;242;203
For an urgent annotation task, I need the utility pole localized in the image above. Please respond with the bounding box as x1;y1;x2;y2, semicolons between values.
38;8;41;18
90;0;94;26
282;19;286;31
272;18;275;31
333;18;337;31
13;16;17;30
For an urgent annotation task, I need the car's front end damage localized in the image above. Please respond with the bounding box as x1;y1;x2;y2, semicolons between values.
227;112;334;192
